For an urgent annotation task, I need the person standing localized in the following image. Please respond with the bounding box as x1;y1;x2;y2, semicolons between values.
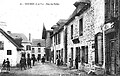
69;58;73;70
37;56;40;62
20;57;26;70
27;56;32;68
75;56;78;69
41;56;45;64
2;59;6;69
6;58;10;71
24;57;27;68
57;58;60;66
32;56;36;66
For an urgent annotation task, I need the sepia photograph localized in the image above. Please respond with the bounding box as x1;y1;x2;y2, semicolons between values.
0;0;120;76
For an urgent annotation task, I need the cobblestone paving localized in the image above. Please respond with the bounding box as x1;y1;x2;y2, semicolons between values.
0;62;110;76
0;62;70;76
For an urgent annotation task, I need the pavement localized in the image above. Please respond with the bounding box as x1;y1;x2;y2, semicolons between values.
0;61;118;76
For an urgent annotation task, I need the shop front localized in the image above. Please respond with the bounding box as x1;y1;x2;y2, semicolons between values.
105;20;120;75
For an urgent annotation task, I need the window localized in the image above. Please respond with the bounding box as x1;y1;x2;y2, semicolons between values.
58;33;61;44
37;43;41;47
26;45;31;50
105;0;119;20
81;46;85;63
32;48;35;53
95;32;103;65
55;35;57;44
85;46;88;64
38;48;41;53
7;50;12;55
71;25;73;39
76;47;80;62
79;18;83;36
0;41;4;50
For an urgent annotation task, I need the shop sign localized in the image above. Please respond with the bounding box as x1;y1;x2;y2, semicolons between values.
104;22;114;31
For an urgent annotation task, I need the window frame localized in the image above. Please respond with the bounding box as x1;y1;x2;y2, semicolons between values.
7;50;12;55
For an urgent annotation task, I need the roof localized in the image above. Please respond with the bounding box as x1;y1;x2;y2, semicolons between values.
65;0;90;25
74;0;91;7
0;28;23;49
50;19;67;37
32;39;45;47
10;33;29;42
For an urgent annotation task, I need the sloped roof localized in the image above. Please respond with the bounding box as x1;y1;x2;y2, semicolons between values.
10;33;29;42
0;28;23;49
50;19;67;37
32;39;45;47
74;0;91;7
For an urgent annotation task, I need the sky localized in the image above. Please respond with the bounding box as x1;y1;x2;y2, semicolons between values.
0;0;76;39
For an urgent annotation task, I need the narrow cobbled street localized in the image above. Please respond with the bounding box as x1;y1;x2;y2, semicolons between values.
0;62;81;76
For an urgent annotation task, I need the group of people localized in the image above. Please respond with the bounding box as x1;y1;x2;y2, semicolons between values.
2;58;10;71
56;58;63;66
20;56;45;70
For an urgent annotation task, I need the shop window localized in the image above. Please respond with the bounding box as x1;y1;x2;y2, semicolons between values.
7;50;12;55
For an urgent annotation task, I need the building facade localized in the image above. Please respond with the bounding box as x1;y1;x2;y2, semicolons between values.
0;28;23;66
104;0;120;75
10;33;32;58
31;39;45;59
65;0;105;74
51;19;67;64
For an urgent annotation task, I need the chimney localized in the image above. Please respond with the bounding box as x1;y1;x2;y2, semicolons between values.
29;33;31;41
7;31;11;34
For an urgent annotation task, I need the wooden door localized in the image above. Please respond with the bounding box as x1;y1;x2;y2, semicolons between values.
110;39;116;74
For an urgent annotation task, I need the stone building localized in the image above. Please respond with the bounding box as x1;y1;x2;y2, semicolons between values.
42;25;53;61
104;0;120;75
50;19;67;64
65;0;105;74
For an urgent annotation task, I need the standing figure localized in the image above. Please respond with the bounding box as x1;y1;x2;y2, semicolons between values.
75;56;78;69
41;56;45;64
60;58;63;66
2;59;6;69
37;56;40;62
6;58;10;71
69;58;73;70
20;57;26;70
24;57;27;68
57;58;60;66
32;56;36;66
27;56;32;68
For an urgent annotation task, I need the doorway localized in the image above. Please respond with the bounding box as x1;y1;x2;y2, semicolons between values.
71;48;73;67
109;39;116;74
106;32;118;75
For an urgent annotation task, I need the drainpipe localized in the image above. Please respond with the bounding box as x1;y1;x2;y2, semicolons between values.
102;24;105;69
